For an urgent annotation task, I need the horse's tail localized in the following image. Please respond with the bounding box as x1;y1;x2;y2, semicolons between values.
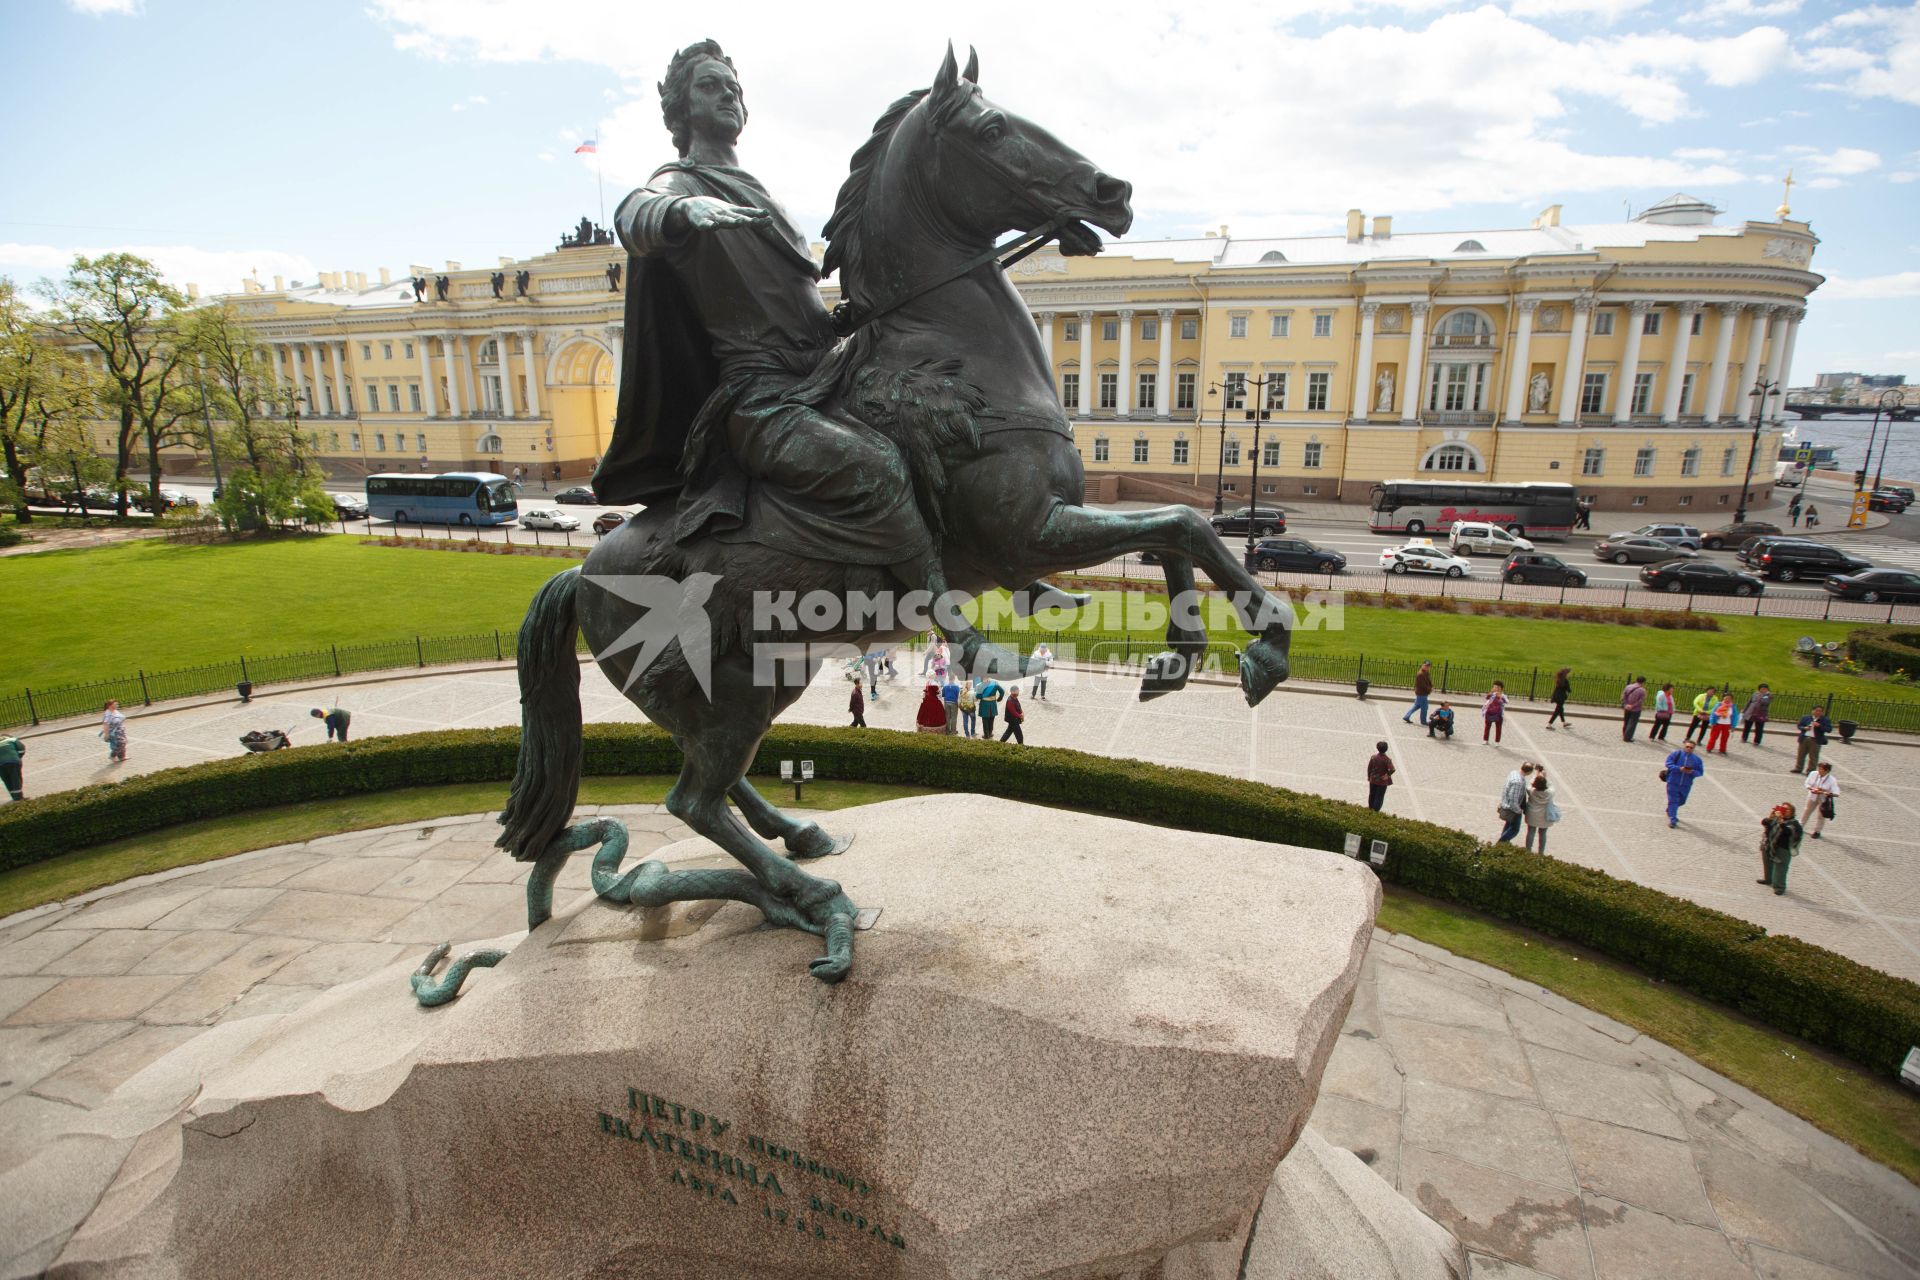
497;567;583;861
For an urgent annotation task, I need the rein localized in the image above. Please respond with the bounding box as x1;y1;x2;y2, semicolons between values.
830;213;1069;339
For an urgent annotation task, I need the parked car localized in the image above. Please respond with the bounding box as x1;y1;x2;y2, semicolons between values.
519;508;581;531
1823;568;1920;604
1868;489;1911;513
329;494;368;520
592;510;630;536
1639;561;1765;596
1737;534;1810;563
1379;540;1473;577
1448;521;1534;557
553;486;599;505
1247;537;1346;574
131;486;199;513
1594;535;1699;565
1883;486;1916;505
1623;522;1703;550
1700;520;1779;550
1502;552;1588;587
1210;505;1286;537
1748;541;1873;581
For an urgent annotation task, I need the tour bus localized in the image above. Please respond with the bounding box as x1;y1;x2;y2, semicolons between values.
364;472;520;526
1368;481;1579;540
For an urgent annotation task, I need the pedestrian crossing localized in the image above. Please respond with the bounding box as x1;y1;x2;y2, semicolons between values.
1835;537;1920;571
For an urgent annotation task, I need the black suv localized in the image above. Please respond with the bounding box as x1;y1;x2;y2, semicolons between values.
1247;537;1345;573
1747;541;1873;581
1869;489;1912;513
1502;552;1588;587
1210;505;1286;537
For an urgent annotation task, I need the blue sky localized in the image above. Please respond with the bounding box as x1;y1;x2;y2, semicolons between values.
3;0;1916;383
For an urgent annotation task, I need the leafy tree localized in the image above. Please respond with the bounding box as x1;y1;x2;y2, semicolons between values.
42;253;200;516
184;304;331;529
0;278;101;521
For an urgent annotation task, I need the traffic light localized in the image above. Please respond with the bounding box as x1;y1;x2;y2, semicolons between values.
1855;469;1868;491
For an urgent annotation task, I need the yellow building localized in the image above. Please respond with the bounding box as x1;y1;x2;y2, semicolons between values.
126;195;1818;514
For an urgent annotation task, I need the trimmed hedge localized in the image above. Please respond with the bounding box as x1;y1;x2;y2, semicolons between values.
1849;627;1920;676
3;724;1917;1078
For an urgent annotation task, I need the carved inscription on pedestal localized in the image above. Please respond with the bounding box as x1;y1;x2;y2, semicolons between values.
594;1086;908;1253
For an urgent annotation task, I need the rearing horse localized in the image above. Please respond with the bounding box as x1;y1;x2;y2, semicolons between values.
495;45;1295;983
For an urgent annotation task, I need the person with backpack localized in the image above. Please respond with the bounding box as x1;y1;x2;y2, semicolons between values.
958;680;979;738
1803;762;1839;838
1759;802;1803;894
1620;677;1647;742
1000;686;1026;744
1523;772;1560;852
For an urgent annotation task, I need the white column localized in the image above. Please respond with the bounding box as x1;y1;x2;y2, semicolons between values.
1351;301;1378;419
1400;302;1429;422
606;327;624;398
288;342;307;412
1765;308;1799;418
328;342;348;418
1156;308;1173;419
268;343;287;391
1739;305;1774;418
522;329;541;416
1503;298;1537;423
417;336;439;417
310;343;330;413
1659;304;1698;423
496;331;516;418
1612;301;1649;424
1037;312;1053;365
1116;309;1134;416
443;334;464;416
1557;299;1592;425
1701;303;1740;424
1077;310;1094;413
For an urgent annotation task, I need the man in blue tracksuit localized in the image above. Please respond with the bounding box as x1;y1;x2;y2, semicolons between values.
1662;741;1704;828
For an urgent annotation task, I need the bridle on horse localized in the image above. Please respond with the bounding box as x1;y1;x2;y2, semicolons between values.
829;213;1069;339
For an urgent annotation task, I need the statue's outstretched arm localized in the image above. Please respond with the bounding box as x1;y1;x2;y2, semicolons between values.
615;185;769;258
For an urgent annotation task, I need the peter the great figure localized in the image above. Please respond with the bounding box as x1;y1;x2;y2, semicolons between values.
594;39;1011;670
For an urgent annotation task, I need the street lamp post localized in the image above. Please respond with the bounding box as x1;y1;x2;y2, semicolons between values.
195;359;225;501
1736;378;1778;523
1207;381;1232;515
1871;389;1907;492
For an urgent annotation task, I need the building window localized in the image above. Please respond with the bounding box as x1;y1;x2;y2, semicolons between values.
1261;482;1277;494
1141;317;1158;341
1312;313;1333;338
366;385;379;412
477;433;503;453
1681;447;1700;476
1303;441;1323;469
1172;436;1190;464
1429;363;1487;412
361;344;372;360
1722;446;1736;475
1098;372;1118;410
1634;447;1656;476
1677;495;1693;506
1101;320;1118;342
388;385;402;412
1265;374;1287;409
376;433;388;451
1223;437;1241;466
1680;373;1696;415
1262;438;1281;467
1593;311;1616;337
1631;372;1655;415
328;432;340;450
1061;373;1080;409
1303;483;1318;494
1180;318;1198;340
1307;371;1330;411
1063;321;1080;342
404;342;415;359
1690;311;1704;336
1223;482;1238;493
1137;372;1157;410
1581;373;1607;415
350;432;361;450
382;342;394;359
409;384;422;412
1270;314;1290;339
1229;315;1248;339
1224;372;1246;409
1133;436;1150;463
1176;372;1197;410
1423;443;1480;472
1642;311;1661;336
1632;495;1648;506
1718;494;1731;505
1093;436;1110;463
1582;447;1605;476
416;432;427;453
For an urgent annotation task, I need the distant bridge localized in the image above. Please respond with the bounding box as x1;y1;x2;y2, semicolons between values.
1787;402;1918;421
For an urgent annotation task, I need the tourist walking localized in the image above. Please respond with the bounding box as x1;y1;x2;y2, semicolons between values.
1649;682;1676;740
1683;687;1718;745
1428;702;1456;739
1523;772;1559;853
1029;643;1053;700
977;677;1005;739
100;700;128;763
1741;684;1773;744
1803;762;1840;838
1793;707;1831;773
1366;741;1395;811
1574;497;1594;530
940;675;961;734
1495;762;1536;843
1544;668;1572;729
1760;802;1803;894
310;707;352;743
928;639;950;684
1404;661;1433;726
1661;741;1705;827
849;682;867;728
0;732;24;802
1788;494;1803;526
1482;681;1508;744
1705;693;1737;755
958;680;978;737
1000;687;1026;744
1620;676;1647;741
1804;503;1820;530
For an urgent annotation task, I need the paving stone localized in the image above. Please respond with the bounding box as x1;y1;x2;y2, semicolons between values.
146;888;286;932
1402;1079;1574;1190
1500;992;1647;1067
217;983;327;1023
1376;963;1511;1033
265;942;409;988
369;857;476;901
1699;1141;1914;1280
275;856;418;896
1382;1015;1538;1100
234;890;419;943
1320;1028;1405;1110
47;890;201;933
126;930;249;977
136;937;310;1026
409;838;500;862
1524;1042;1687;1140
1740;1241;1883;1279
0;1022;131;1105
29;1025;203;1109
217;854;324;888
459;853;535;885
1306;1091;1402;1186
382;883;546;946
1580;1194;1753;1280
0;929;94;977
1399;1146;1592;1280
1555;1115;1717;1227
3;976;187;1026
38;930;177;977
1465;1257;1562;1279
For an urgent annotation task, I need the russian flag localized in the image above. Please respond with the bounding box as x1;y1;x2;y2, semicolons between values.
574;139;598;154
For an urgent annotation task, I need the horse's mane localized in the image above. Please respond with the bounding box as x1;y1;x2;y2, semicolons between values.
820;89;926;298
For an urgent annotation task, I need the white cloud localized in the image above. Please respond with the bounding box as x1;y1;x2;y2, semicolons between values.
1891;171;1920;183
1784;145;1882;175
1673;146;1736;160
1803;176;1845;188
1800;4;1920;107
0;243;319;298
1685;0;1800;17
65;0;141;14
1820;271;1920;300
1508;0;1652;18
450;94;489;112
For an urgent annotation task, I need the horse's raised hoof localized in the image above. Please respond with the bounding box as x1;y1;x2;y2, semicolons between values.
1239;637;1291;707
1139;650;1194;702
786;825;854;860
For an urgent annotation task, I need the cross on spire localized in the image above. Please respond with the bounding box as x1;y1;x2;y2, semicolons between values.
1777;169;1795;221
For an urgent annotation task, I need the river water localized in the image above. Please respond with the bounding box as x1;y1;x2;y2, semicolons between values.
1783;410;1920;486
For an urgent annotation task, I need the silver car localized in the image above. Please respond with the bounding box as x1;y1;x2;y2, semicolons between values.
1595;535;1700;565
